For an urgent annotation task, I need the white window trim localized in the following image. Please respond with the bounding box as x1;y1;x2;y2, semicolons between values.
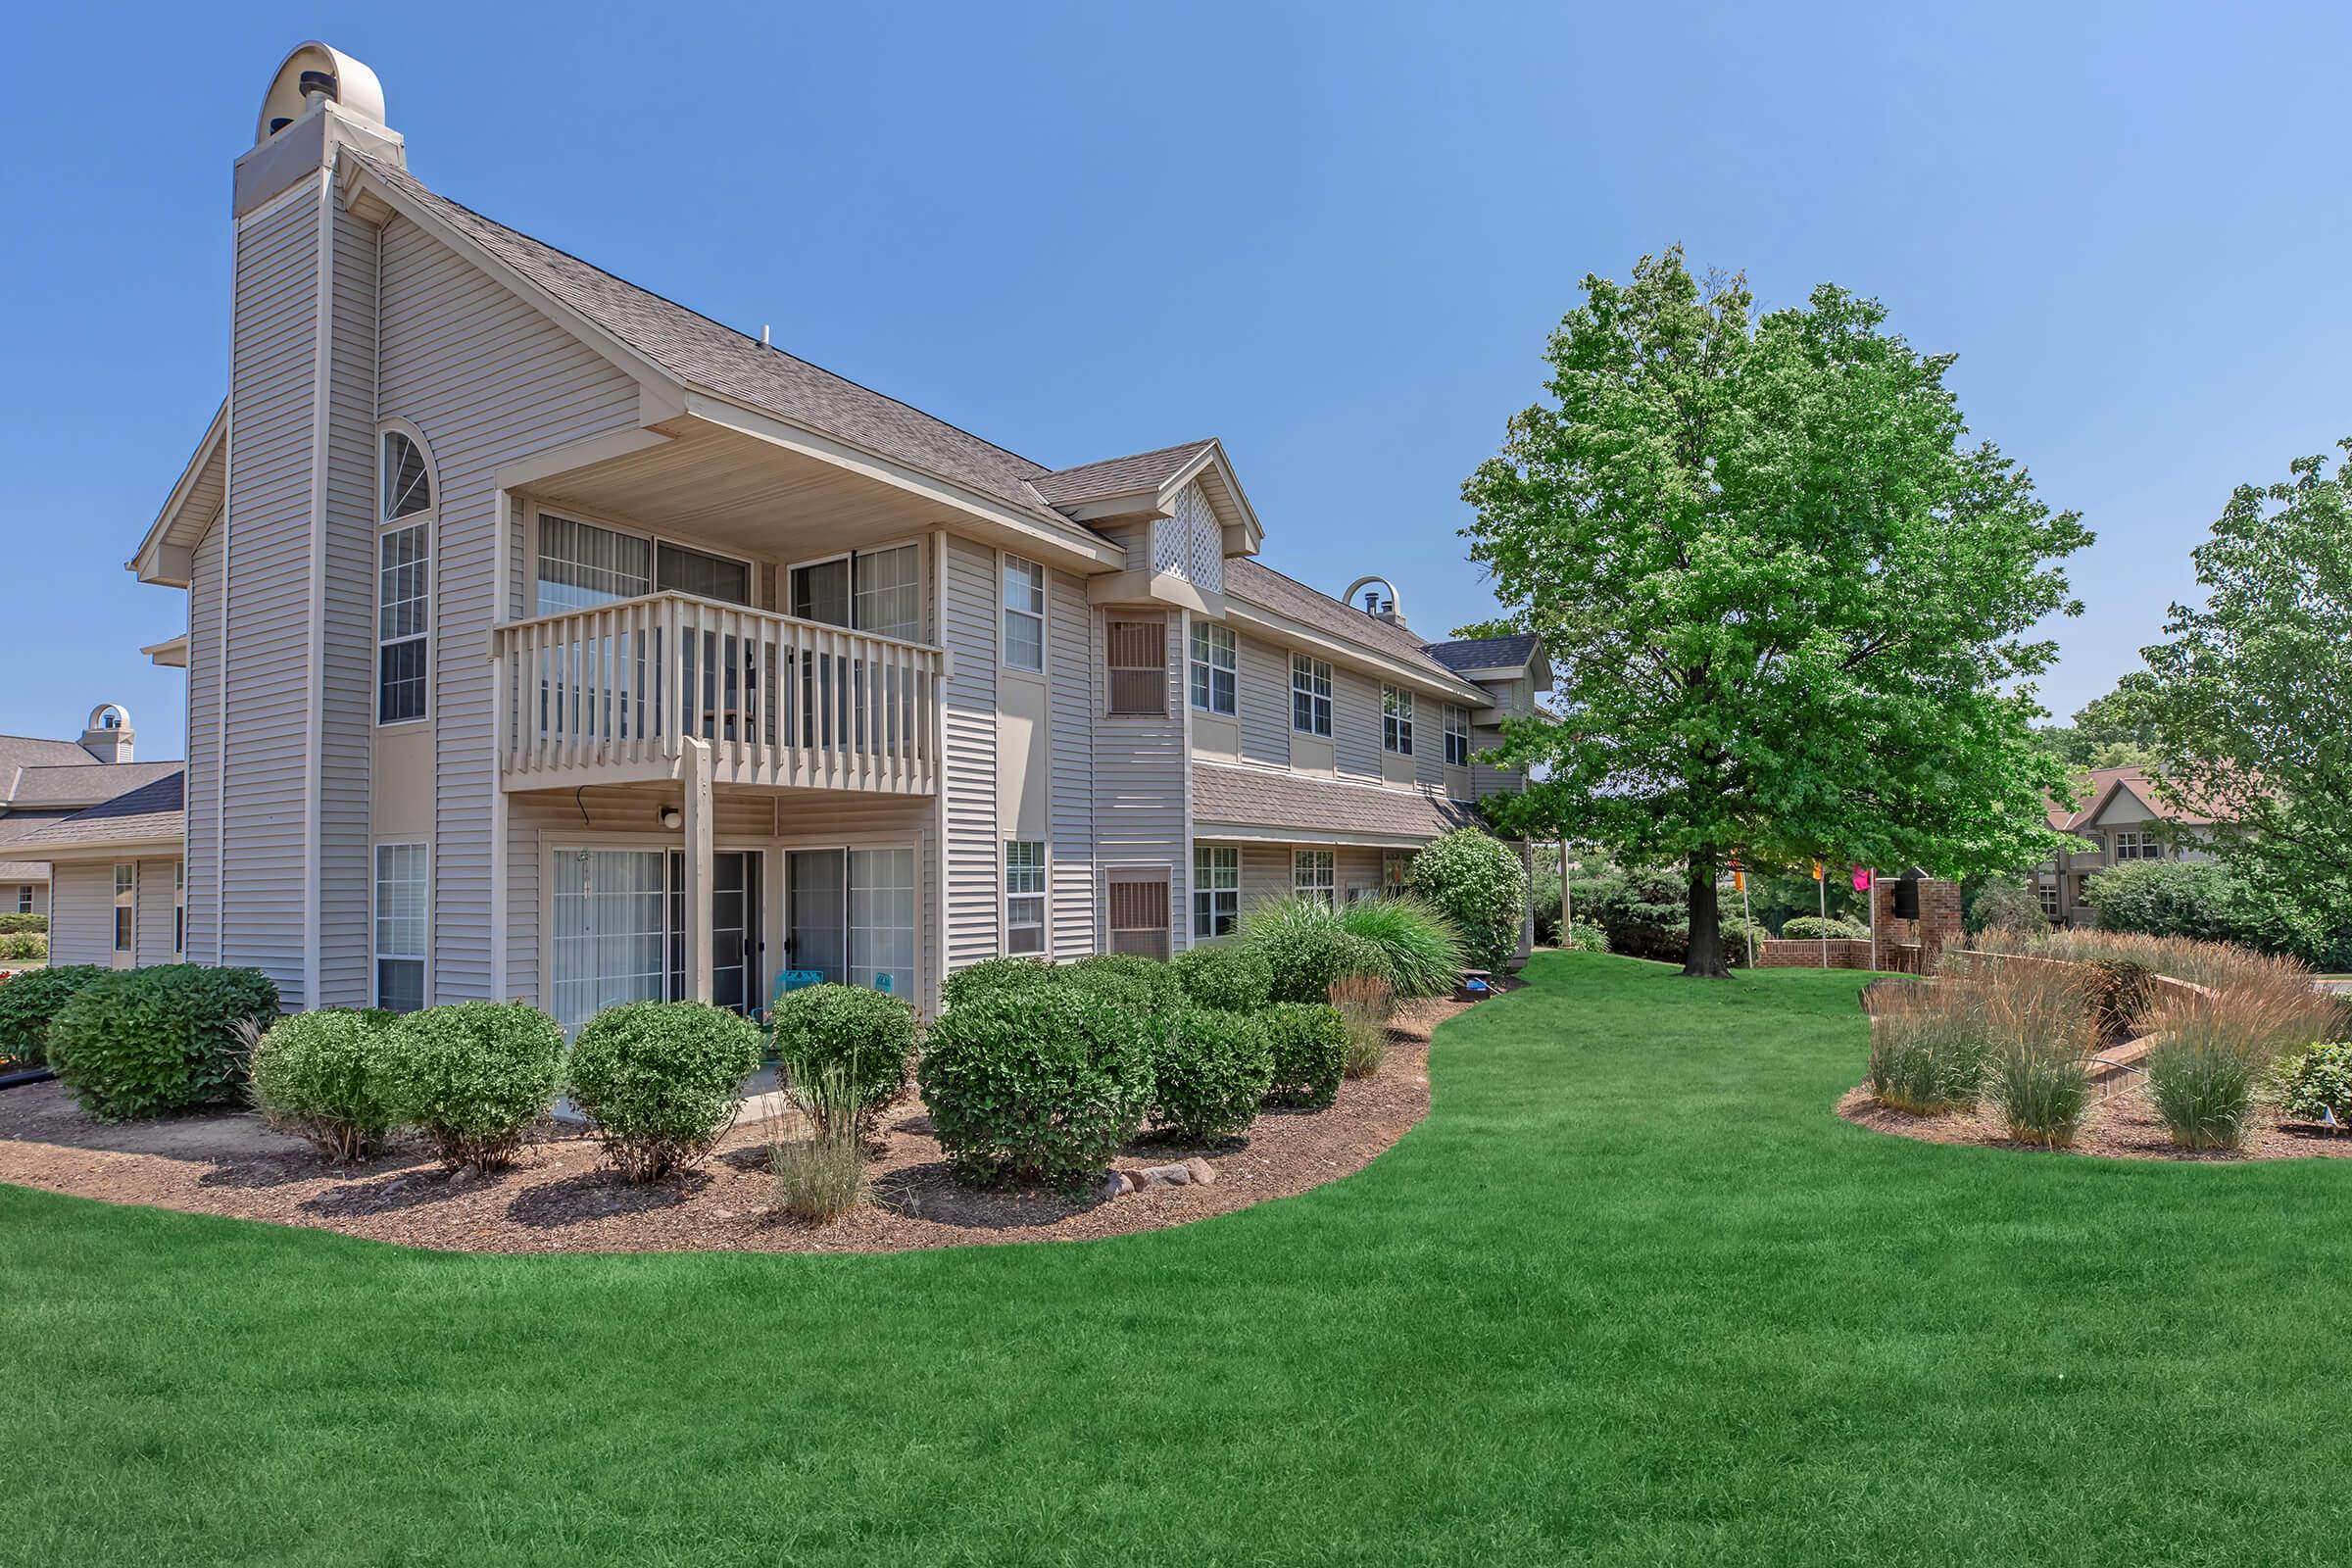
1193;845;1240;940
1004;839;1049;956
1292;653;1334;737
1001;553;1047;673
1443;704;1472;768
1189;621;1238;716
372;840;431;1011
111;862;136;963
525;500;760;617
375;419;436;728
784;537;927;637
1383;686;1415;756
1294;849;1337;908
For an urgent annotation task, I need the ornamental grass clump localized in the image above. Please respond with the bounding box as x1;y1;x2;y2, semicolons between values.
250;1008;398;1162
1328;973;1395;1080
767;983;918;1146
566;1001;762;1182
1149;1008;1274;1142
769;1062;871;1223
1337;897;1467;1000
376;1001;563;1170
1978;961;2096;1147
1865;985;1988;1116
2142;968;2336;1150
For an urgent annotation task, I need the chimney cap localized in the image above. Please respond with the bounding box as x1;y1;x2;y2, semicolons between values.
255;42;386;146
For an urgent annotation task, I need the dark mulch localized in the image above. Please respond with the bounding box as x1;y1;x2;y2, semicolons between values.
1838;1079;2352;1163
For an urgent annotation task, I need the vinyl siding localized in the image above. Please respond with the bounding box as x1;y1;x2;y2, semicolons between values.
376;212;643;1002
185;523;223;963
1225;840;1389;921
940;534;1000;971
1234;631;1292;770
1331;663;1384;784
318;202;378;1005
1092;606;1188;951
47;862;115;966
135;858;181;964
1047;567;1096;961
220;178;326;1004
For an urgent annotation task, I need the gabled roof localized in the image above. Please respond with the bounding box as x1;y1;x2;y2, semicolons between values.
130;400;226;586
16;771;185;853
3;760;183;812
1224;559;1486;697
2045;767;2224;833
1032;441;1218;507
1192;762;1475;846
0;734;103;775
1423;633;1542;673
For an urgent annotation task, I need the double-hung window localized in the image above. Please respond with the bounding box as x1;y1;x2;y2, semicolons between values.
1294;850;1336;908
2112;830;2162;860
1003;556;1045;671
1292;654;1333;736
111;863;134;960
1189;623;1237;715
1443;705;1471;767
173;861;185;956
373;843;427;1013
1194;846;1240;939
377;428;432;725
1383;687;1414;755
1004;841;1047;955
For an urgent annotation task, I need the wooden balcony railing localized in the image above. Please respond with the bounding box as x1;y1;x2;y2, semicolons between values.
491;593;943;794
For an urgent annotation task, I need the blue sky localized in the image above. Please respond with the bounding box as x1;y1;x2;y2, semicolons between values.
5;2;2348;756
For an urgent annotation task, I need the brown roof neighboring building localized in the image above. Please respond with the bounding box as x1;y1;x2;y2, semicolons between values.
1191;761;1475;846
1224;559;1483;693
18;771;185;852
2045;767;2224;833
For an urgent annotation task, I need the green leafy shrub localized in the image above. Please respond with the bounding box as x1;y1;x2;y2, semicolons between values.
1580;865;1700;963
2278;1041;2352;1128
376;1001;563;1169
1261;1003;1348;1108
918;987;1153;1189
1337;897;1466;999
0;963;105;1066
0;932;46;961
1173;944;1274;1012
1866;987;1988;1115
1780;914;1868;942
0;911;46;934
1967;876;2049;937
1329;974;1394;1079
941;956;1060;1010
767;983;918;1144
1149;1008;1273;1142
251;1009;398;1162
1559;919;1609;954
2083;859;2322;960
566;1001;762;1182
46;965;279;1120
1409;829;1528;971
1060;953;1183;1017
1237;899;1388;1004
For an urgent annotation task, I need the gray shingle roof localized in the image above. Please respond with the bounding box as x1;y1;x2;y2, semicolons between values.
0;735;101;774
3;760;183;811
1191;762;1474;843
18;771;184;851
1224;559;1480;691
350;152;1077;527
0;863;44;883
1424;633;1541;673
1031;441;1216;507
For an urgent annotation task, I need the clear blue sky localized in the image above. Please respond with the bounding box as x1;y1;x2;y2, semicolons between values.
6;2;2348;757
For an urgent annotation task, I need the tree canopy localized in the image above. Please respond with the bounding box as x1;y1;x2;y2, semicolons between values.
2136;441;2352;945
1464;248;2088;976
2033;672;2162;770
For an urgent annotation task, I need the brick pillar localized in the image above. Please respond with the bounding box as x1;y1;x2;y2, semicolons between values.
1919;878;1963;974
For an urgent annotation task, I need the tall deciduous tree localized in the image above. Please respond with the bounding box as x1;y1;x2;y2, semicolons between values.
2137;443;2352;943
1464;249;2088;977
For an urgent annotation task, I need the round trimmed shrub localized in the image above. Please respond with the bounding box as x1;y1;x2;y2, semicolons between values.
1149;1007;1273;1143
0;932;46;962
567;1001;762;1182
1780;914;1867;942
0;911;46;934
1255;922;1388;1005
1410;829;1529;972
1060;953;1182;1016
251;1009;398;1162
0;963;106;1067
1262;1003;1348;1108
1173;944;1274;1012
941;956;1060;1010
376;1001;563;1169
47;964;280;1121
768;983;919;1143
917;987;1153;1189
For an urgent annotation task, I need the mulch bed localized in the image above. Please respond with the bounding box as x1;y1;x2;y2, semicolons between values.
1838;1079;2352;1163
0;997;1474;1254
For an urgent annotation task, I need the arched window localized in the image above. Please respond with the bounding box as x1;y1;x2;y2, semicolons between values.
376;423;434;725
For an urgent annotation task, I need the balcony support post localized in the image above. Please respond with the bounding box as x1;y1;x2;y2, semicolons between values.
681;734;714;1004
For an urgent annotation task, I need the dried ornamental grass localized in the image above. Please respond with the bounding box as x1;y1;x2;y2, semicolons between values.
1866;985;1988;1115
1978;961;2097;1147
1329;974;1395;1080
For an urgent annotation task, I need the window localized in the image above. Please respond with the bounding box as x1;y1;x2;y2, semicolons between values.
377;428;433;725
1107;617;1167;715
789;543;922;640
374;844;427;1013
2037;880;2060;919
847;848;916;994
550;848;662;1034
1189;623;1237;715
15;886;30;914
536;514;752;614
1295;850;1336;908
112;863;134;958
1383;687;1414;755
2112;830;2162;860
1383;853;1413;898
173;861;185;956
1194;846;1239;939
1107;873;1171;959
656;541;752;606
1292;654;1333;736
1444;705;1471;767
1004;841;1047;955
1003;556;1045;671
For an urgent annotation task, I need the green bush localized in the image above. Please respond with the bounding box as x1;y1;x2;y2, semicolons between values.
2084;859;2318;960
1581;865;1697;962
1149;1007;1273;1142
376;1001;564;1169
1173;944;1274;1012
767;983;919;1143
1409;829;1528;972
1559;919;1610;954
251;1009;397;1162
1781;914;1867;942
1237;899;1389;1004
1261;1003;1348;1108
917;987;1154;1190
1060;953;1183;1017
567;1001;762;1182
46;964;280;1121
1967;876;2050;937
2278;1041;2352;1128
0;932;46;961
941;956;1060;1010
1338;897;1466;999
0;911;46;934
0;963;105;1066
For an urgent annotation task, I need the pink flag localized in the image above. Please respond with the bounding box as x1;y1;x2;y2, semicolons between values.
1851;865;1872;893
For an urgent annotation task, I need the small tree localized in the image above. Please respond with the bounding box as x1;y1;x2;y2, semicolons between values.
1465;247;2088;976
1410;829;1528;972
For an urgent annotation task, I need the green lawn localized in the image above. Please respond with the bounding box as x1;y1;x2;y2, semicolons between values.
6;953;2349;1566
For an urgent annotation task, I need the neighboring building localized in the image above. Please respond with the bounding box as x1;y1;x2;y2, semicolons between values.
110;43;1541;1028
2035;766;2224;927
0;706;181;938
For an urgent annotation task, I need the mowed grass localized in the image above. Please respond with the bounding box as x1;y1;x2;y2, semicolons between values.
6;952;2351;1566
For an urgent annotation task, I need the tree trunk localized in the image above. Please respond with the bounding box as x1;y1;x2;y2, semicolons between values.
1682;855;1731;979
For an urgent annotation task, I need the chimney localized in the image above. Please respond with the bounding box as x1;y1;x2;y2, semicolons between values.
236;43;403;220
80;704;133;765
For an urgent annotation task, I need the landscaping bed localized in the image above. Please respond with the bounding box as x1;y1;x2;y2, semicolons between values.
1838;1080;2352;1163
0;997;1459;1253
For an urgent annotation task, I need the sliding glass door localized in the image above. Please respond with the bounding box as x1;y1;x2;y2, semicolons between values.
554;847;764;1035
787;846;915;1001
